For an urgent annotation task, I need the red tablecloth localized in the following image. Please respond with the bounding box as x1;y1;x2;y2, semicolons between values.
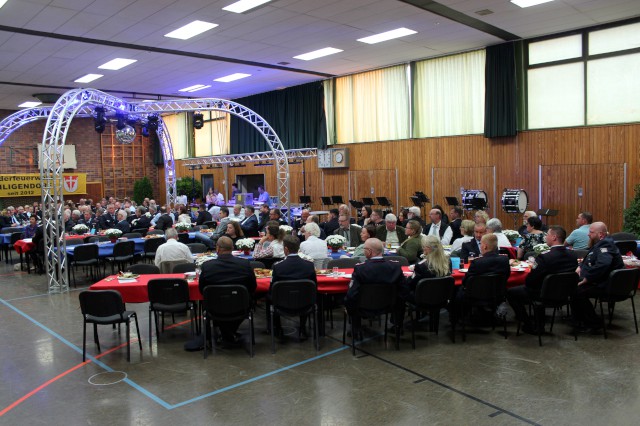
89;266;531;304
14;239;34;254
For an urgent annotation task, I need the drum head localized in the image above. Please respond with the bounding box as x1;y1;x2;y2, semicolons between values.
517;190;528;213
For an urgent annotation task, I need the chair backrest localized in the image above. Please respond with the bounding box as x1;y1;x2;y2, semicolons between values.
191;225;203;231
87;236;108;243
113;240;135;256
202;284;251;321
384;255;410;266
327;258;360;269
79;290;125;319
464;273;505;301
607;268;639;298
187;243;207;254
610;232;638;241
73;244;99;262
614;240;637;256
172;262;196;273
147;229;165;236
10;232;24;244
130;228;149;237
250;261;266;269
271;280;317;312
126;263;161;274
177;233;190;244
539;272;580;303
414;276;456;307
122;232;143;239
158;259;188;274
147;278;190;307
144;237;165;253
572;249;589;259
357;283;396;311
65;238;85;246
203;221;217;229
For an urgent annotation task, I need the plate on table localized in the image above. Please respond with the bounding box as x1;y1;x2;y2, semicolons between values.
458;268;468;273
511;267;526;272
118;272;139;279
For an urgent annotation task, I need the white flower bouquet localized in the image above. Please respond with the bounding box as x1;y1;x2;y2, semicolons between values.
195;254;216;268
104;228;122;238
145;212;151;218
503;230;520;243
175;222;191;232
236;238;255;250
325;234;347;249
72;224;89;234
279;224;293;233
533;243;550;256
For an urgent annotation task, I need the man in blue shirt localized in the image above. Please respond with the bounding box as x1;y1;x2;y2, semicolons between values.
565;211;592;250
257;185;270;203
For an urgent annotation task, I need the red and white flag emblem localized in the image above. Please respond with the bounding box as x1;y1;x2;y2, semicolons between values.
64;175;79;192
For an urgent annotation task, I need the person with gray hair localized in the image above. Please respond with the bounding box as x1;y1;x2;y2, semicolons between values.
300;222;328;268
407;206;426;231
114;209;131;233
375;213;407;245
486;218;511;247
154;227;193;268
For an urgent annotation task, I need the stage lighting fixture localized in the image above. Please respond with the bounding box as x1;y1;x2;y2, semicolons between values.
193;112;204;129
141;126;149;137
147;115;159;131
94;107;106;134
116;112;127;130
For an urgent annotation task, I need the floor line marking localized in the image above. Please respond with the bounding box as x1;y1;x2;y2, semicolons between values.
325;335;540;426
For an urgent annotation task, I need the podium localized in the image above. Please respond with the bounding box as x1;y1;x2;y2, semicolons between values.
536;208;559;225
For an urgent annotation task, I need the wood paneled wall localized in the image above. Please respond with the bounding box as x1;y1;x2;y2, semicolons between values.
172;122;640;233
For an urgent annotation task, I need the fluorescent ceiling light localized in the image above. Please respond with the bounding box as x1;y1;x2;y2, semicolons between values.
511;0;554;7
223;0;271;14
0;1;8;10
214;73;251;83
98;58;137;70
164;20;218;40
18;101;42;108
178;84;212;93
357;27;417;44
74;73;103;83
294;47;343;61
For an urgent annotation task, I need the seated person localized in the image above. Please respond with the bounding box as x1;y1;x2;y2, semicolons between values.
253;222;285;261
396;220;423;264
486;218;511;247
322;209;340;236
154;228;193;270
333;215;362;248
228;204;245;222
460;223;487;262
450;220;475;254
114;210;131;234
517;216;546;260
239;205;259;237
375;213;406;246
23;216;39;238
224;221;245;248
352;225;377;258
299;222;328;268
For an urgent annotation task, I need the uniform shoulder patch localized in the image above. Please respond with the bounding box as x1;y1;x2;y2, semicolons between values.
600;248;608;253
531;260;538;269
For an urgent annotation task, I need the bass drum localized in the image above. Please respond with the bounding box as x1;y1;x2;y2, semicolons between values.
462;190;487;210
501;189;528;214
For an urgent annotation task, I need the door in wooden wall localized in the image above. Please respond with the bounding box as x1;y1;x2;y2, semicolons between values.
541;164;625;232
433;166;496;219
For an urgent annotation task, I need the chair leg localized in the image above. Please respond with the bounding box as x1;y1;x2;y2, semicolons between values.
126;320;131;362
342;309;347;344
134;314;142;351
203;315;208;359
599;301;608;339
93;324;101;352
549;308;557;332
608;302;615;325
410;307;416;350
314;305;320;351
631;297;638;334
270;306;276;354
148;308;153;349
83;321;87;362
249;313;254;358
351;316;356;356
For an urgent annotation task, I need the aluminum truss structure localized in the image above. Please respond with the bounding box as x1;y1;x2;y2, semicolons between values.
183;148;317;167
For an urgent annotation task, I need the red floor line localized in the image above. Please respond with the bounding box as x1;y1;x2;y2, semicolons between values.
0;338;139;417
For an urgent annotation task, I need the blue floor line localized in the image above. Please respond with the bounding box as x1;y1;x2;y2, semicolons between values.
0;296;351;411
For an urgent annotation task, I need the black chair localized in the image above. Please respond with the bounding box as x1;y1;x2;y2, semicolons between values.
270;280;319;353
250;261;266;269
518;272;579;346
70;244;101;287
177;233;190;244
7;232;24;264
327;258;360;269
187;243;207;254
147;229;165;236
573;249;589;259
408;277;456;348
65;238;85;246
130;228;149;237
126;263;160;275
202;285;254;358
384;255;410;266
342;283;399;355
597;268;639;339
105;241;135;274
459;274;507;342
172;263;196;274
143;237;165;263
86;236;109;244
147;278;195;348
614;240;637;256
122;232;143;239
78;290;142;362
610;232;637;241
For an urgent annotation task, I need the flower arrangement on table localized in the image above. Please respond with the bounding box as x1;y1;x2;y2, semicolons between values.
195;254;216;268
104;228;122;241
532;243;550;256
279;224;293;234
72;224;89;234
325;235;347;252
298;252;315;263
503;230;520;244
175;222;191;232
236;238;256;254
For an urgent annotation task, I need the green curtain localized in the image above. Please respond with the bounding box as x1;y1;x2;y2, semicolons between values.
484;42;518;138
230;82;327;154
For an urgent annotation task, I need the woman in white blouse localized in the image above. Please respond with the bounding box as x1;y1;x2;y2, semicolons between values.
253;222;285;260
450;219;475;253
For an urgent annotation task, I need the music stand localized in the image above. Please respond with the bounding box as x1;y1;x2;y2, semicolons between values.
377;197;391;207
362;197;375;206
445;196;460;206
349;199;363;209
536;208;559;225
415;191;430;203
321;196;332;206
299;195;311;204
331;195;344;205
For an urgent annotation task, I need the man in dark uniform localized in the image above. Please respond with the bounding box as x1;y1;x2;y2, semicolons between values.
199;236;257;344
98;204;117;230
240;205;259;237
460;223;487;262
571;222;624;333
130;206;151;231
153;206;174;232
268;235;317;339
448;206;463;243
344;238;405;337
257;204;270;232
322;208;340;236
194;203;212;226
507;226;578;334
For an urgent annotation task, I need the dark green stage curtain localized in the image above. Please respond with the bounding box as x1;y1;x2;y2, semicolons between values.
151;132;164;166
484;42;517;138
230;82;327;154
